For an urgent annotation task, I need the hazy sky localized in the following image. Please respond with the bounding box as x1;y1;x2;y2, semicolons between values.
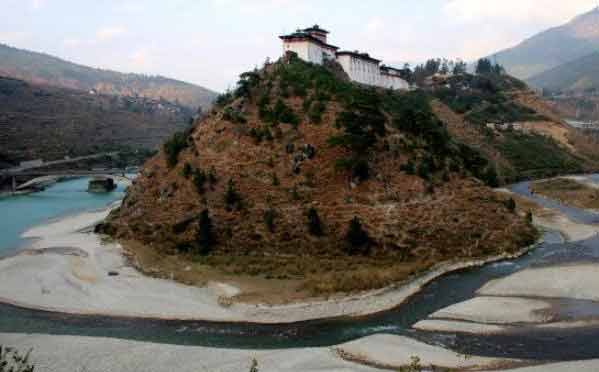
1;0;598;91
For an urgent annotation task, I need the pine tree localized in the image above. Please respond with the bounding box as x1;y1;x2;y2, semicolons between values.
192;168;207;194
197;209;215;255
208;167;218;189
307;207;323;236
264;208;276;233
224;179;242;211
345;217;371;255
181;162;192;179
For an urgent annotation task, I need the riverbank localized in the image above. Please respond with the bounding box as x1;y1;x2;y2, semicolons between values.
413;185;599;335
0;198;541;323
0;333;530;372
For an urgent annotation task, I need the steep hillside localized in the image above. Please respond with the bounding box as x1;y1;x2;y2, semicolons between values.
491;8;599;80
528;51;599;92
427;71;593;180
0;76;193;163
0;44;217;110
104;56;538;297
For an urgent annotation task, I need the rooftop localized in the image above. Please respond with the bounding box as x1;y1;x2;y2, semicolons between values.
303;24;329;34
336;50;381;63
279;31;339;50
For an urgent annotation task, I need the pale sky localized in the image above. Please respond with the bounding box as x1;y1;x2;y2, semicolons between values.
1;0;598;92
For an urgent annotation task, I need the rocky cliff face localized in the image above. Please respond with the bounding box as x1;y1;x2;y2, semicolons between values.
106;56;537;294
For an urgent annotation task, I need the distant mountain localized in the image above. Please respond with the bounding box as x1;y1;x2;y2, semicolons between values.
490;8;599;80
0;76;194;164
0;43;217;110
528;51;599;92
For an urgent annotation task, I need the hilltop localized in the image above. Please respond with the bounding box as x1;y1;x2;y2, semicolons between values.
490;8;599;80
104;55;544;298
0;43;217;110
0;76;194;164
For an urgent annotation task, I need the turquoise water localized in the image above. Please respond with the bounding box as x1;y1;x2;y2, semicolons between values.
0;178;126;255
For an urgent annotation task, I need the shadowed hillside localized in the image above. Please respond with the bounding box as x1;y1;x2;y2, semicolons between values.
0;43;217;110
0;76;195;164
528;51;599;92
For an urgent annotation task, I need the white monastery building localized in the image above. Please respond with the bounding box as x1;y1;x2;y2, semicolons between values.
280;25;409;90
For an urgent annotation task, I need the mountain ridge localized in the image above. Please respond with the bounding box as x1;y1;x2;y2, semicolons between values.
0;43;217;110
490;8;599;80
527;50;599;92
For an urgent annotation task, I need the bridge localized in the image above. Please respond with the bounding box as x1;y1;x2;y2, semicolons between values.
1;168;134;192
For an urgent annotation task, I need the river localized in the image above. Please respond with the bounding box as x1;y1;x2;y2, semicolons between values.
0;177;127;255
1;178;599;360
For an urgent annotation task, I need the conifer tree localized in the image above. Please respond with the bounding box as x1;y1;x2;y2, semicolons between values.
307;207;323;236
197;209;215;255
345;217;371;255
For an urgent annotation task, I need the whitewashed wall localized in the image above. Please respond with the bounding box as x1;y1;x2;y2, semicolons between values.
283;41;328;65
283;41;408;90
338;54;381;87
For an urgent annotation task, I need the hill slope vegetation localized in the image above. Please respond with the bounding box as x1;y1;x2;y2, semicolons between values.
105;56;546;296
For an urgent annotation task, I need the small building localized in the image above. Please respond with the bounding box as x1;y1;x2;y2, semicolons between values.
280;25;339;66
280;25;409;90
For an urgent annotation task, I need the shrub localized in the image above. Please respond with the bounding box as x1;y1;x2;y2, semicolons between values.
197;209;215;255
400;160;416;175
263;208;276;232
192;168;207;194
345;217;371;255
249;359;259;372
506;197;516;213
352;159;370;182
482;166;500;187
0;345;35;372
308;101;326;124
398;356;423;372
417;159;432;181
181;162;192;179
223;107;247;124
271;173;280;186
273;99;299;127
163;130;189;168
215;91;233;106
307;207;323;236
208;167;218;188
235;70;261;99
249;126;273;143
224;179;242;211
